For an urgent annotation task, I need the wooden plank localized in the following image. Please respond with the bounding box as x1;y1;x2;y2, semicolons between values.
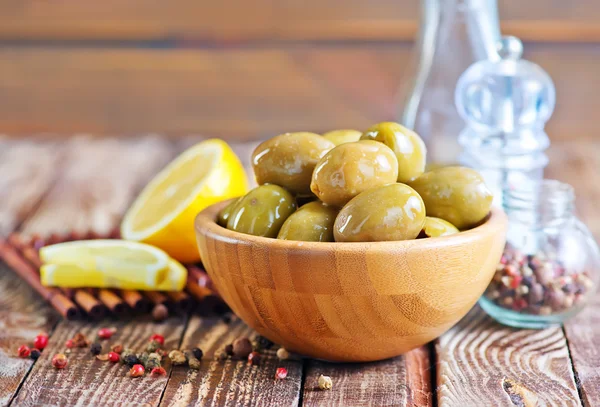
11;316;186;406
0;262;59;406
302;346;432;407
0;140;63;237
160;316;303;406
0;44;598;141
0;0;600;42
20;135;173;236
564;296;600;407
436;307;581;406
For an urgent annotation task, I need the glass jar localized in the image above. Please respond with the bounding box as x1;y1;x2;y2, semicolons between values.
398;0;501;165
479;180;600;328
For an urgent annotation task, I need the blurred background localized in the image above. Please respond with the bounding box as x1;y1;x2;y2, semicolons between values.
0;0;598;142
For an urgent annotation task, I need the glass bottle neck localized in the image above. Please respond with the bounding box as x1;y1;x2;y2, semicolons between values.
503;180;575;229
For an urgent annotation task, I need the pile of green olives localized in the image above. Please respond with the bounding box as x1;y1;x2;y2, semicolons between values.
218;123;493;243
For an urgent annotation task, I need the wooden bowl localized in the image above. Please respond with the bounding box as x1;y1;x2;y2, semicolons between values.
195;202;507;362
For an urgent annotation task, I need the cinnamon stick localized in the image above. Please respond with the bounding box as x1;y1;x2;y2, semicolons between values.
120;289;151;313
144;290;170;306
187;265;214;290
166;291;193;313
185;276;215;301
0;240;79;320
96;289;128;316
68;289;106;320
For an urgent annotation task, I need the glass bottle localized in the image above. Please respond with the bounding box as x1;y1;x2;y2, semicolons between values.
398;0;501;164
479;180;600;328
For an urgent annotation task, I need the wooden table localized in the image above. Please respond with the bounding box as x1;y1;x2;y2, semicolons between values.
1;135;599;406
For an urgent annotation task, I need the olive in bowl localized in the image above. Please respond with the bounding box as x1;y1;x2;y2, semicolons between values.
322;129;362;146
277;201;338;242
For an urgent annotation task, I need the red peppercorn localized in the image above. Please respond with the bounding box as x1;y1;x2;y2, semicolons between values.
52;353;68;369
65;339;74;349
98;327;117;340
129;364;145;378
510;274;523;289
150;367;167;376
275;367;288;380
33;334;49;350
149;334;165;345
17;345;31;358
108;352;120;363
247;351;261;366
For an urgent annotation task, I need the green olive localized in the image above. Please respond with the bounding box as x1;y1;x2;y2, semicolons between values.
277;201;338;242
227;185;296;237
217;198;240;227
310;140;399;207
322;129;362;146
409;166;493;230
252;132;335;195
360;122;426;183
420;217;459;238
334;183;426;242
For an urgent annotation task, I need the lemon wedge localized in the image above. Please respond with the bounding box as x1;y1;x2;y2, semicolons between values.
120;139;248;263
40;240;170;289
156;259;188;291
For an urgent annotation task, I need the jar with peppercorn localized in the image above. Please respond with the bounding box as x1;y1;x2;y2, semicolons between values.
479;180;600;328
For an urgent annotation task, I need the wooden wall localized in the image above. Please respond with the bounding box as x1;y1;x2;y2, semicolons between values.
0;0;599;141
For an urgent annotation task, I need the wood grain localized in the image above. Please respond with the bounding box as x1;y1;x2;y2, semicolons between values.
302;346;432;407
196;202;507;361
12;316;186;406
0;45;599;141
436;307;581;406
160;316;303;407
1;1;600;42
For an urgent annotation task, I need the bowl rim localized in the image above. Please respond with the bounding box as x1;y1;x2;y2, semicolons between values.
195;199;507;252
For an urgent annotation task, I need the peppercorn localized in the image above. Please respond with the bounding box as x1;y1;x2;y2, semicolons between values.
146;340;161;353
232;338;253;359
29;349;41;360
111;344;123;354
129;364;145;378
276;348;290;360
90;342;102;356
52;353;68;369
183;350;201;370
149;334;165;346
120;348;136;363
108;352;120;363
71;333;89;348
97;327;117;340
17;345;31;358
253;335;273;351
247;351;261;366
150;367;167;376
33;334;49;350
168;350;187;365
146;352;163;370
224;344;234;356
192;348;203;360
275;367;288;380
65;339;74;349
222;314;232;324
318;374;333;390
215;349;229;361
152;304;169;322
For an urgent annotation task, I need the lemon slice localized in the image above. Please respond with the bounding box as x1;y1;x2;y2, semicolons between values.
40;240;169;289
120;139;248;263
155;260;188;291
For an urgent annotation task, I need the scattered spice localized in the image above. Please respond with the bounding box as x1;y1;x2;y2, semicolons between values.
111;344;123;354
168;350;187;365
29;349;41;360
141;353;162;370
65;339;74;349
215;349;229;361
52;353;68;369
276;348;290;360
224;344;234;356
184;350;201;370
17;345;31;358
146;340;161;353
222;314;232;324
96;354;110;361
253;336;274;351
275;367;288;380
232;338;253;359
149;334;165;345
247;351;261;366
33;334;49;350
486;243;594;315
90;343;102;356
71;333;90;348
192;348;203;360
318;374;333;390
120;348;139;366
129;364;145;378
150;367;167;376
108;352;120;363
152;304;169;322
97;327;117;340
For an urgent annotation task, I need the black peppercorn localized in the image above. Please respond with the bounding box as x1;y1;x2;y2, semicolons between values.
90;342;102;356
124;354;140;367
253;335;273;351
224;344;234;356
192;348;203;360
247;351;261;366
222;314;232;324
30;349;41;360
